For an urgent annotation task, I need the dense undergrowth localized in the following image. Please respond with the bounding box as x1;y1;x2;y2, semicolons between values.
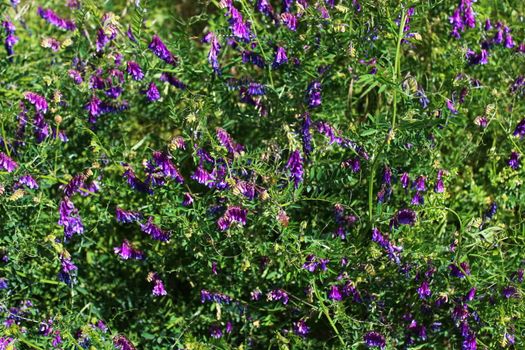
0;0;524;348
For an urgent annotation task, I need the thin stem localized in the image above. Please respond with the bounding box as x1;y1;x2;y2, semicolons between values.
238;0;275;89
312;282;346;347
391;10;407;132
368;140;387;223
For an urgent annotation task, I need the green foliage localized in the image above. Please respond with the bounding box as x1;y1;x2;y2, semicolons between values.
0;0;524;349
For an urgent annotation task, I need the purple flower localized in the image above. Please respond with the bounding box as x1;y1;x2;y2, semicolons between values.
466;48;488;65
293;320;310;336
494;28;504;44
302;255;318;272
342;158;361;173
24;92;48;113
95;27;114;52
152;151;184;183
242;50;266;68
465;287;476;301
201;289;232;304
3;21;15;35
462;333;477;350
33;112;50;142
152;279;167;296
89;73;106;90
508;151;520;170
58;197;84;239
216;128;244;156
41;37;61;52
182;192;194;206
191;166;215;187
392;208;417;227
96;320;108;333
449;0;475;39
234;181;257;200
382;166;392;185
316;121;342;144
372;227;402;264
302;255;329;273
513;118;525;139
417;281;432;299
505;31;515;49
115;207;142;223
281;13;297;31
0;278;8;289
287;150;303;188
209;325;223;339
247;82;266;96
52;333;62;347
75;177;98;196
225;321;233;334
61;256;77;273
140;217;171;241
484;19;492;31
126;61;144;81
301;113;313;156
86;96;103;123
123;166;152;194
502;286;518;299
15;175;39;189
58;255;77;285
267;289;289;304
411;192;424;206
126;25;137;42
217;206;247;231
250;289;262;300
3;21;18;59
226;6;252;42
203;32;221;74
415;86;430;108
484;202;497;221
144;82;161;102
171;136;186;150
328;285;343;301
148;34;178;66
400;172;410;189
0;338;15;350
159;73;187;89
106;86;122;99
307;81;322;108
446;99;458;114
505;333;515;346
38;319;53;337
0;153;17;172
414;176;426;192
114;240;143;260
113;335;136;350
68;70;83;84
63;174;86;197
273;46;288;68
37;7;76;31
435;170;445;193
363;331;386;349
449;262;471;278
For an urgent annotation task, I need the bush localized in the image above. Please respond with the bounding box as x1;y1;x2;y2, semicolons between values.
0;0;524;348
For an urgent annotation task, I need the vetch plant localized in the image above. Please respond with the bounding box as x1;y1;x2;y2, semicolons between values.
0;0;523;348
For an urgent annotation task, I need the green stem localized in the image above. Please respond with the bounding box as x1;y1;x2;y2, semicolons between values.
368;140;387;223
237;0;274;89
368;166;375;223
391;10;407;132
313;282;346;347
